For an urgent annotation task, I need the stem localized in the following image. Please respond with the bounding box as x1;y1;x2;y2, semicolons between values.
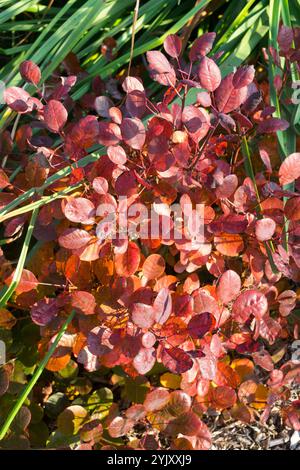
0;310;76;441
127;0;140;77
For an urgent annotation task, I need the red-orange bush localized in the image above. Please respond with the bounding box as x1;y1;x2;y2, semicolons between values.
1;28;300;449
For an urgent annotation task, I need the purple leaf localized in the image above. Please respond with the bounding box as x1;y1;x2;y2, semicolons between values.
121;117;145;150
125;90;146;118
164;34;182;58
153;288;172;325
58;228;92;249
215;73;248;113
4;87;32;113
189;32;216;61
257;118;289;134
44;100;68;133
31;298;58;326
232;65;255;89
146;50;176;86
19;61;41;85
188;312;213;338
198;57;221;92
182;105;210;143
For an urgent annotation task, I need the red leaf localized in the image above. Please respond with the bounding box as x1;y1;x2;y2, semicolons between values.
252;349;274;371
164;34;182;58
232;289;268;323
215;174;238;199
144;388;170;412
141;331;156;348
186;421;212;450
259;148;272;173
6;269;38;295
58;228;92;249
133;347;156;374
115;241;140;276
214;232;244;256
122;76;144;93
215;362;240;388
4;87;32;113
161;347;193;374
198;57;221;92
44;100;68;133
125;404;146;421
146;50;176;86
255;218;276;241
188;313;214;338
92;176;108;195
232;111;253;129
189;32;216;61
146;50;173;73
94;95;113;117
0;169;10;189
217;269;241;304
131;303;156;329
19;60;41;85
125;90;146;119
277;290;297;317
142;254;165;280
65;115;99;157
153;288;172;325
109;106;122;124
172;142;190;168
121;117;145;150
215;73;248;113
64;197;95;224
182;105;210;143
108;417;134;438
284;197;300;221
71;291;96;315
165;411;204;437
258;315;281;344
107;145;127;165
115;169;137;196
197;91;211;107
242;91;262;114
279;153;300;185
87;326;113;356
198;350;217;380
218;113;236;132
98;122;121;146
210;385;237;409
4;215;26;237
232;65;255;89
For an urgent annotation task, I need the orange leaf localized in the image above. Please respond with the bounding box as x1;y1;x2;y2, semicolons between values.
214;232;244;257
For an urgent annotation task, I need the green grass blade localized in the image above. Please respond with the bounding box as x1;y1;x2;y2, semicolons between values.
214;0;259;47
0;0;40;25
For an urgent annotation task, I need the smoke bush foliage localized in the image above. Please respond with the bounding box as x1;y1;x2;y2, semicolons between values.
0;28;300;450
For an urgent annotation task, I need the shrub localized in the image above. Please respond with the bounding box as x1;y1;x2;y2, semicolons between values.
0;28;299;450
